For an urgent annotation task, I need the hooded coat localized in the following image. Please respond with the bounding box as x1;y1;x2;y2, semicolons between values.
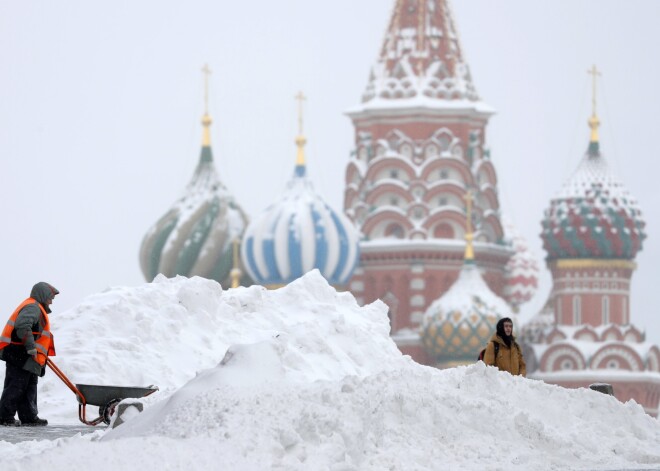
0;282;59;375
483;318;526;377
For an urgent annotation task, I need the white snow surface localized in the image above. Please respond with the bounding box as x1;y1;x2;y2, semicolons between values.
0;270;659;470
424;263;512;323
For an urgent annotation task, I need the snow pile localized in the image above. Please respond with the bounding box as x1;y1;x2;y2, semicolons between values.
0;271;659;470
6;270;401;423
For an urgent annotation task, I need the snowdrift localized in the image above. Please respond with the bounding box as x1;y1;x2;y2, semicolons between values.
0;271;658;470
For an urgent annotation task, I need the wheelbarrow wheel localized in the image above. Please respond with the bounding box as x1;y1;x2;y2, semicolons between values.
100;398;122;425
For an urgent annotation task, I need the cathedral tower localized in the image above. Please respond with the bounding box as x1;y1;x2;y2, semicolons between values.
540;66;646;329
343;0;512;362
524;67;659;417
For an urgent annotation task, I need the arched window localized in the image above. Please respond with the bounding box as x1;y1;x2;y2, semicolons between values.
573;296;581;325
602;296;610;325
385;223;404;239
433;223;454;239
556;297;562;324
622;297;628;325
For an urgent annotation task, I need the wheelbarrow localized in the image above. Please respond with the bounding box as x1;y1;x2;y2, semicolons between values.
46;358;158;426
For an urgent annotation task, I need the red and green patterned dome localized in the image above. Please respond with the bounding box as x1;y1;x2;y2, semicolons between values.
541;137;645;261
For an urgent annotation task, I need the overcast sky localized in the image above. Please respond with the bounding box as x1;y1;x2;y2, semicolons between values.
1;0;658;345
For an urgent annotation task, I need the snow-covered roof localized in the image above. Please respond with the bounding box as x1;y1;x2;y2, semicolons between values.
424;263;511;320
139;141;248;285
421;263;513;363
360;238;512;262
358;1;482;106
541;142;645;260
347;1;498;118
346;96;495;118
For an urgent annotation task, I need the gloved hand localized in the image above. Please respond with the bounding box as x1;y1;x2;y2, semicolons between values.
26;348;37;356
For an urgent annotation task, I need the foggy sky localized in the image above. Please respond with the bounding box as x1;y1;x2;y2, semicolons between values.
1;0;658;344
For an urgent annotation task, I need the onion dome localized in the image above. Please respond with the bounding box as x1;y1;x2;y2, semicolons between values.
139;66;249;286
241;93;360;287
541;75;645;260
502;221;540;311
422;192;509;366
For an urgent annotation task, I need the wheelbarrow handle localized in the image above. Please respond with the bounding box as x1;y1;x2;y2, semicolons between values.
46;358;87;406
45;358;107;426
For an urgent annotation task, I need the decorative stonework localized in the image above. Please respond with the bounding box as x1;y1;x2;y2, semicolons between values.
362;0;479;104
541;146;645;260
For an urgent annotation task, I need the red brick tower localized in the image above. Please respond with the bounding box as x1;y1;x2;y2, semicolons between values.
524;67;659;417
344;0;512;364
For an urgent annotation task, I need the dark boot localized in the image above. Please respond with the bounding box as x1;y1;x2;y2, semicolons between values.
21;416;47;426
0;418;20;426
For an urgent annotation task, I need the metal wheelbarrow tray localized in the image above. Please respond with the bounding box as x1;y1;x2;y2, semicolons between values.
47;358;158;426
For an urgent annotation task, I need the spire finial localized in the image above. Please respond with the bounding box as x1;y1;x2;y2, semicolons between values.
202;63;211;115
201;64;212;146
587;65;601;145
294;91;307;175
463;190;475;264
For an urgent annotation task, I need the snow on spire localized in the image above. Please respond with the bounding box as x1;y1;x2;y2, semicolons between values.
139;66;249;286
241;95;360;287
362;0;479;103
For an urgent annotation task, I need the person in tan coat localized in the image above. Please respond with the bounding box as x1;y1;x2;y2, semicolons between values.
483;317;526;377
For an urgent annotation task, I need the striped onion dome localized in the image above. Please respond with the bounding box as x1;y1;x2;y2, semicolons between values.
139;112;249;286
241;111;360;287
541;113;645;261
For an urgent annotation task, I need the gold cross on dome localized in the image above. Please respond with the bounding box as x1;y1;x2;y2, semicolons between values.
295;91;306;135
202;63;212;114
462;190;475;262
587;65;601;117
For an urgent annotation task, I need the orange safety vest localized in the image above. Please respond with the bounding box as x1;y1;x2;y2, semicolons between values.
0;298;56;366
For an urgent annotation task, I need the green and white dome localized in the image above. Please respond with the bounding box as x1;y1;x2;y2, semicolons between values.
139;112;249;286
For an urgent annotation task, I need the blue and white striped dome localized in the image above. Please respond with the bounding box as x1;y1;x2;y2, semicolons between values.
242;162;360;287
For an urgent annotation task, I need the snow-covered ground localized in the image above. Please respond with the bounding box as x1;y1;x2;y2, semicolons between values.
0;271;658;470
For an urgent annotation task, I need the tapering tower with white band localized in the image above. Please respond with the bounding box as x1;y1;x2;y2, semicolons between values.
343;0;512;363
523;66;659;417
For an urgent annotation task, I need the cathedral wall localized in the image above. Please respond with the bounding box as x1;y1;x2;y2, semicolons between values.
549;263;633;327
353;119;484;146
349;247;510;334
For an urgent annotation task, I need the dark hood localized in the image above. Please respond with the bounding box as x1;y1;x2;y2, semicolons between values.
496;317;514;347
30;282;59;313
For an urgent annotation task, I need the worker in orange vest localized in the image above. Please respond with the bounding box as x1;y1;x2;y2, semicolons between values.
0;282;58;426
